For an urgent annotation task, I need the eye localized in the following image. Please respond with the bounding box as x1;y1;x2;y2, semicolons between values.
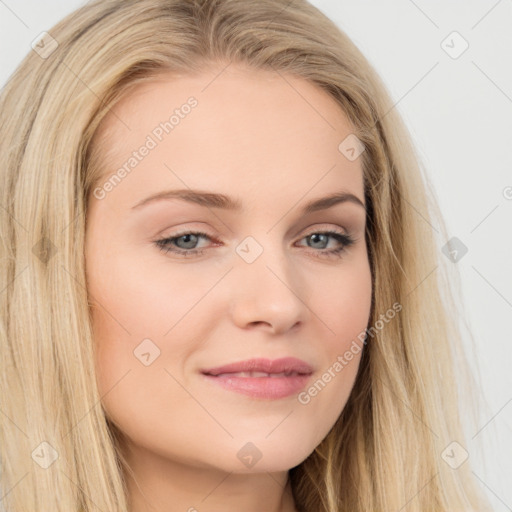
154;230;213;257
295;230;355;259
153;229;355;258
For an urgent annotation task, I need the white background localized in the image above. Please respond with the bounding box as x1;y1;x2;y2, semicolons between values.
1;1;511;510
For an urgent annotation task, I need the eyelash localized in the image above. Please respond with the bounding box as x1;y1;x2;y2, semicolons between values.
154;229;355;259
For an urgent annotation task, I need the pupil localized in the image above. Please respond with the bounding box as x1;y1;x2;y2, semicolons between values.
178;234;197;249
310;233;327;248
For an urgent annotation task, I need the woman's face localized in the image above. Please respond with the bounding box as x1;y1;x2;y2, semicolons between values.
85;64;372;475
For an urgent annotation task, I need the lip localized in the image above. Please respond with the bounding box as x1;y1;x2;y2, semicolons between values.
200;357;313;400
201;357;313;376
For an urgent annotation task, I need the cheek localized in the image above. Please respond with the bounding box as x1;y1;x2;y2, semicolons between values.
86;247;219;405
87;244;213;340
296;258;371;424
310;256;372;348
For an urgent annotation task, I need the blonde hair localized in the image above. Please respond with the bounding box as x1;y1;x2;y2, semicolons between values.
0;0;490;510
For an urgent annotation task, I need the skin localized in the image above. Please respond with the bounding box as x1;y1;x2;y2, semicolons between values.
84;62;372;512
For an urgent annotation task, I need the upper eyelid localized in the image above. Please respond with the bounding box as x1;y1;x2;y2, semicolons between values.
159;226;351;246
163;222;351;239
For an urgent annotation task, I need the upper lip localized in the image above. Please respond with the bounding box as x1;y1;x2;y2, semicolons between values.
201;357;313;376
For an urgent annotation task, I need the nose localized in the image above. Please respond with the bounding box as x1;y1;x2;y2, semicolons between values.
229;244;307;335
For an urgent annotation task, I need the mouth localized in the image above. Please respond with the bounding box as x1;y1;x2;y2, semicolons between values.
200;358;313;399
206;370;308;378
201;356;313;377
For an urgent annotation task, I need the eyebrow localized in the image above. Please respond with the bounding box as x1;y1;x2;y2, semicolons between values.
130;188;366;214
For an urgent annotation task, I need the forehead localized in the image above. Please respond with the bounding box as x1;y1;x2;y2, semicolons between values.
90;65;364;210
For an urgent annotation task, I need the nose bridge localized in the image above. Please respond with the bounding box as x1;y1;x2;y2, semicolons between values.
229;232;307;332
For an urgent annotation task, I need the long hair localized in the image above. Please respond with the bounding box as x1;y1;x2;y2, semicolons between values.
0;0;490;510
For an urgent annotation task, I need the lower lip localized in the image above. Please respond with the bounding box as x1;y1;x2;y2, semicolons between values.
201;373;312;399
